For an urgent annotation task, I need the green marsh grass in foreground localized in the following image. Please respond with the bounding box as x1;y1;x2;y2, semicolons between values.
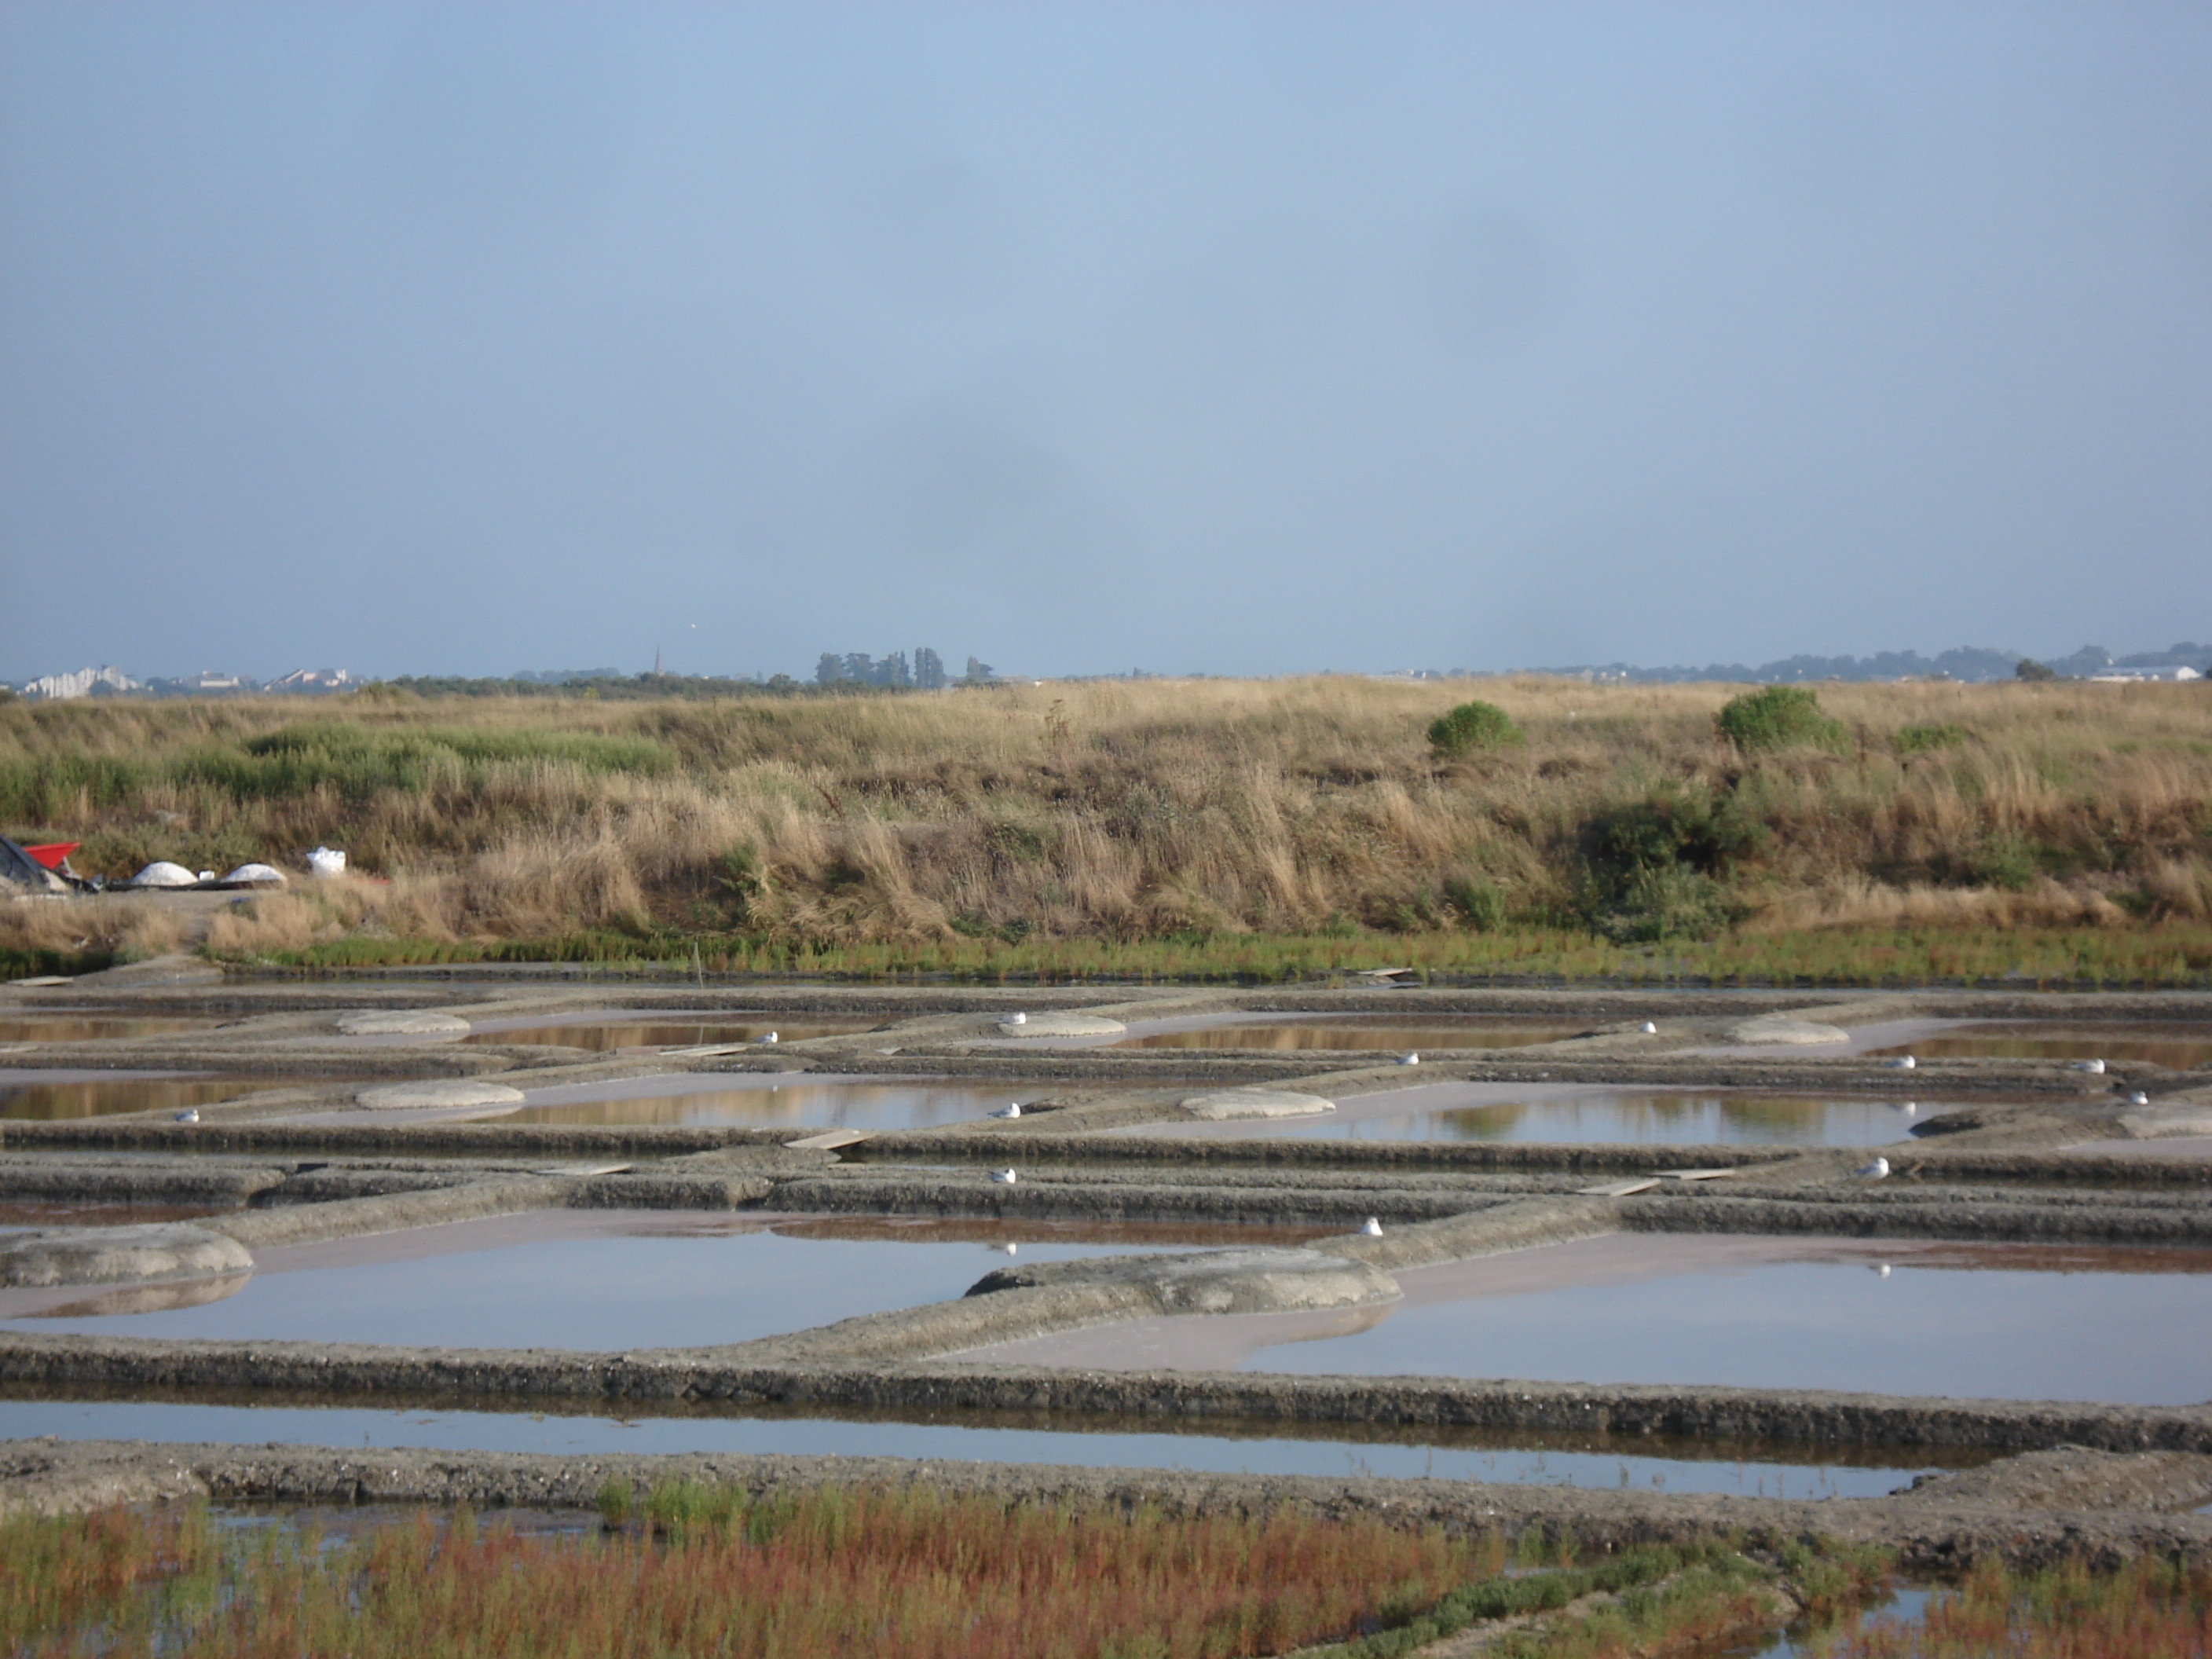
1;1486;1496;1659
245;921;2212;987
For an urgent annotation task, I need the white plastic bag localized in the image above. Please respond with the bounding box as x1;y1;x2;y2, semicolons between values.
306;846;347;878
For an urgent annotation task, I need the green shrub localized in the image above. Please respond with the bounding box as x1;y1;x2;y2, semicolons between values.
1427;701;1522;758
1974;833;2040;891
1894;723;1968;754
1713;685;1846;751
1444;876;1509;931
1579;786;1763;941
2016;657;2058;681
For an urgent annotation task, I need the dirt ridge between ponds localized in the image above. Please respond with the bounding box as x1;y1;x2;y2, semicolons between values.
2;1339;2209;1456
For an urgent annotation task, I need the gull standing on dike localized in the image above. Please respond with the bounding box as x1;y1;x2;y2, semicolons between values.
989;1168;1018;1185
754;1031;778;1045
991;1102;1021;1119
1397;1052;1419;1066
2070;1057;2106;1074
1360;1217;1384;1237
174;1108;199;1123
1881;1056;1916;1071
1005;1012;1027;1026
2128;1091;2151;1106
1852;1156;1890;1180
1638;1021;1657;1035
1895;1101;1917;1115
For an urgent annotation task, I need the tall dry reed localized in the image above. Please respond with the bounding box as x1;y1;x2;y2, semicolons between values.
4;676;2207;949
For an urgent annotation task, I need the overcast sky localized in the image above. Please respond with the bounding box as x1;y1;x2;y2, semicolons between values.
2;3;2207;682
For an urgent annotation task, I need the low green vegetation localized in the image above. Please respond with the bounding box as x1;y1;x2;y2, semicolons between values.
1714;684;1848;751
247;920;2212;987
1893;722;1969;753
1427;699;1523;757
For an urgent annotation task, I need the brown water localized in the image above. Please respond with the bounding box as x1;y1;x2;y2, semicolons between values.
958;1234;2212;1405
1863;1022;2212;1070
0;1015;213;1045
1117;1016;1591;1052
0;1199;236;1227
462;1012;883;1049
0;1069;290;1120
508;1075;1046;1130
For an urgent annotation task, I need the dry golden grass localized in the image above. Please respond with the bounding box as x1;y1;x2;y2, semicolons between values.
2;676;2207;961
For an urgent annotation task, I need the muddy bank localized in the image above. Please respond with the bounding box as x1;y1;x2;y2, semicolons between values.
3;1437;2207;1571
2;1336;2207;1456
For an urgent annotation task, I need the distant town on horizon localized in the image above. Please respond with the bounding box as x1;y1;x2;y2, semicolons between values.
4;641;2206;702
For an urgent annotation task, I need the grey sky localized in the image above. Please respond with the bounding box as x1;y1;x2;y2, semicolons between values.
2;3;2206;681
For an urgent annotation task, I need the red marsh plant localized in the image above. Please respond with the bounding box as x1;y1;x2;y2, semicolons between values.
0;1484;1504;1658
1810;1553;2212;1658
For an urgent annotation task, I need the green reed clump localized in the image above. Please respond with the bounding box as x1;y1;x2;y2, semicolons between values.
0;1490;1503;1659
1427;700;1523;758
1715;684;1848;752
1894;722;1970;753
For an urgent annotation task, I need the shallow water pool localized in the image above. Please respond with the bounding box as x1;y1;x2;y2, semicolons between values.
462;1012;883;1050
1863;1021;2212;1070
1141;1081;1931;1146
507;1075;1047;1130
0;1396;1955;1499
0;1211;1254;1350
1115;1016;1591;1053
959;1233;2212;1404
0;1069;294;1121
0;1014;214;1045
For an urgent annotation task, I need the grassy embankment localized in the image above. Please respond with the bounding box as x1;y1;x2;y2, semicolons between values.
2;676;2208;983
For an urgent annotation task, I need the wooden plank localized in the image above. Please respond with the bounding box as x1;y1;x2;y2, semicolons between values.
1660;1168;1739;1182
658;1042;760;1058
1576;1177;1661;1197
541;1162;634;1177
786;1128;871;1151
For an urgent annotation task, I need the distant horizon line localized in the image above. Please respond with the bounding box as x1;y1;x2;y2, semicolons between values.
6;638;2210;699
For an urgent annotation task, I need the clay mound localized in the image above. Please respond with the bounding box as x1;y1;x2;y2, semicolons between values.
335;1010;472;1037
354;1081;525;1111
1180;1088;1335;1121
996;1013;1126;1037
1725;1016;1850;1046
0;1223;252;1288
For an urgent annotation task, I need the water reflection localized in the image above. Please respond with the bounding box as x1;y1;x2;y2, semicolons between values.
0;1016;211;1045
1251;1090;1928;1146
971;1234;2212;1404
0;1210;1240;1350
0;1071;287;1121
1865;1023;2212;1070
463;1013;882;1050
510;1079;1041;1130
1120;1019;1589;1052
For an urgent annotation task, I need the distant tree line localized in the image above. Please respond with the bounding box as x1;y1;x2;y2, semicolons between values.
813;650;992;689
